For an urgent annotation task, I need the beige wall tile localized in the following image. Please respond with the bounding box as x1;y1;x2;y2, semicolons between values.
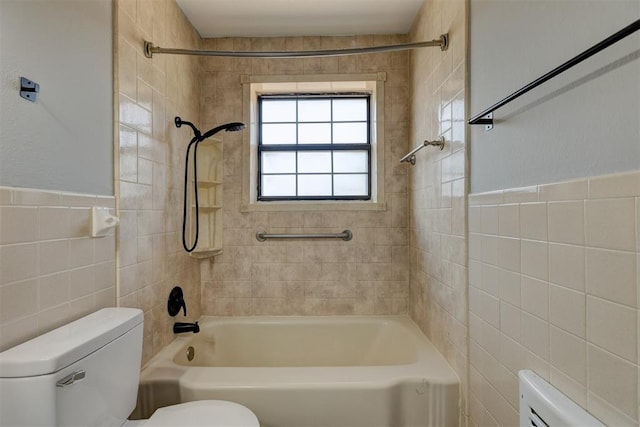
520;202;547;241
39;240;70;275
0;207;38;244
521;239;548;281
548;201;584;245
498;269;521;307
69;238;94;269
0;279;38;322
69;266;96;299
69;208;91;238
0;243;38;285
481;292;500;328
0;188;12;206
549;284;585;338
38;272;70;310
586;198;636;252
482;263;500;297
548;243;585;291
0;315;39;352
549;326;586;384
589;171;640;199
496;237;520;273
482;235;499;266
587;344;638;421
499;333;524;376
539;178;588;201
503;186;538;204
521;276;548;321
498;204;519;238
11;188;61;206
38;207;70;240
481;206;498;235
587;296;637;363
499;301;521;341
469;190;503;206
586;247;636;307
521;311;549;360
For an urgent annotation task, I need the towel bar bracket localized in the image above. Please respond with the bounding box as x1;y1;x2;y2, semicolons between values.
477;112;493;131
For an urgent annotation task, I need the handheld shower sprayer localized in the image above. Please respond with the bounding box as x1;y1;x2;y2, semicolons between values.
201;122;245;140
176;117;245;253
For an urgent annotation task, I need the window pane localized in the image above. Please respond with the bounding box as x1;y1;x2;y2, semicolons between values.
333;99;367;122
298;175;332;196
333;122;368;144
334;174;368;196
298;123;330;144
298;100;331;122
261;100;296;123
262;175;296;196
298;151;331;173
262;152;296;173
258;94;371;200
333;151;368;173
262;124;296;145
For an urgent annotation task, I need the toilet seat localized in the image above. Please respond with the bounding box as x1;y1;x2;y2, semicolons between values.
143;400;259;427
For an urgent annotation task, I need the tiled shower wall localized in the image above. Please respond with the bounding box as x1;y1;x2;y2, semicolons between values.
0;187;115;351
115;0;202;364
408;0;468;423
199;36;411;315
468;171;640;426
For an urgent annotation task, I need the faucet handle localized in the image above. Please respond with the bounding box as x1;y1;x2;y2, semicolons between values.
168;286;187;317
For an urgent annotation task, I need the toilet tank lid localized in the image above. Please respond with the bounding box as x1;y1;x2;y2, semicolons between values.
0;308;143;378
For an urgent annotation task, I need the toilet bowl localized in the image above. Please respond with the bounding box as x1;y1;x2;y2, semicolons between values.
0;308;259;427
124;401;260;426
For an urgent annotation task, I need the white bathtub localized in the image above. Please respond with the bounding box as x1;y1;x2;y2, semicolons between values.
135;316;459;427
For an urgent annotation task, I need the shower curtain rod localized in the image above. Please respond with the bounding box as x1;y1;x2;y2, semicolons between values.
143;34;448;59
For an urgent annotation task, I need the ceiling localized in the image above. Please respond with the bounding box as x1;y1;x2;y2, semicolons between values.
176;0;424;38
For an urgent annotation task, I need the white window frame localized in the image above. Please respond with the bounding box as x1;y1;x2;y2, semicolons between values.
241;73;387;212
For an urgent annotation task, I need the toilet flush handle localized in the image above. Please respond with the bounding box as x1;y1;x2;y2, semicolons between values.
56;370;86;387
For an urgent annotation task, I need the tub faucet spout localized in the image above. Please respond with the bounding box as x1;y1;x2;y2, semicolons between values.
173;321;199;334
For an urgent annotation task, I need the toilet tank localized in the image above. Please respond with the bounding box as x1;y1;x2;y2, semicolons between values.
0;308;143;427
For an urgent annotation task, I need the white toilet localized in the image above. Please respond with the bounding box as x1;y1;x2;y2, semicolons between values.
0;308;260;427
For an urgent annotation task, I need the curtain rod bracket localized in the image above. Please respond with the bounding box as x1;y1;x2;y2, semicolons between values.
144;40;155;58
439;34;449;51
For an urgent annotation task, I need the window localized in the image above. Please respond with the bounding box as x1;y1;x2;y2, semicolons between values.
258;94;371;201
241;75;386;212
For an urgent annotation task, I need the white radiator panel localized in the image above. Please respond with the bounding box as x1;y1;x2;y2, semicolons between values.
519;370;605;427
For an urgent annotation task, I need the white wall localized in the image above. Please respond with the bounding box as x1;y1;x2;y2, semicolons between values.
469;0;640;193
0;0;113;195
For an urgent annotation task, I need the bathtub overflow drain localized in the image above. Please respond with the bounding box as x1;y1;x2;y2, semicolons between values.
186;346;195;362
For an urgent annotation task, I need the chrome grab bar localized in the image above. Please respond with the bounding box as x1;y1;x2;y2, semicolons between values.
256;230;352;242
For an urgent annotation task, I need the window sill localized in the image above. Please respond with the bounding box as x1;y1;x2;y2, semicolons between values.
240;200;387;212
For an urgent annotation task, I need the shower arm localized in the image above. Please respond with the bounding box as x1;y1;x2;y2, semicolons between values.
144;35;448;59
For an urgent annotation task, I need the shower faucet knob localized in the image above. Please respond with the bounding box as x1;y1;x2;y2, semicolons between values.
168;286;187;317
